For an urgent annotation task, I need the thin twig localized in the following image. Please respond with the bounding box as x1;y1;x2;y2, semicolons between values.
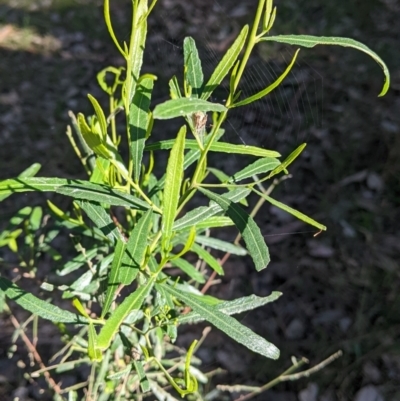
231;351;342;401
9;313;64;398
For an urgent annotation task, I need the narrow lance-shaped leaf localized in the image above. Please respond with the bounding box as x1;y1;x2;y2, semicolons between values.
97;276;155;350
0;163;41;202
169;75;182;99
254;189;327;232
158;283;279;360
201;25;249;101
0;177;150;210
232;49;300;108
199;188;270;271
195;235;247;256
173;188;251;231
134;360;151;393
153;98;226;120
184;37;204;98
119;209;153;285
101;239;127;318
170;258;206;284
0;277;87;324
126;0;148;106
130;77;155;182
260;35;390;96
268;143;306;179
191;243;224;275
178;292;282;324
76;200;125;245
88;94;108;139
146;139;280;158
161;126;186;253
229;157;281;182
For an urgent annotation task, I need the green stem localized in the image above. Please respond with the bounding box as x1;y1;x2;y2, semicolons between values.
229;0;266;99
190;0;266;189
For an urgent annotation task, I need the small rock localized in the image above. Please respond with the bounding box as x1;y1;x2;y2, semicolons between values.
320;389;337;401
353;385;383;401
367;172;384;192
363;361;382;383
285;318;305;340
12;386;29;400
299;382;318;401
307;240;335;259
216;349;248;374
339;317;352;332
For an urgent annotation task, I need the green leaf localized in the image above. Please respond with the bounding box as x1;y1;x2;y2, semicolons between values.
193;216;234;229
130;77;155;182
230;157;281;182
126;0;148;105
255;190;327;232
178;292;282;324
184;37;204;98
97;276;156;350
153;98;226;120
101;239;127;318
169;75;182;99
134;360;150;393
191;243;224;275
158;283;279;360
260;35;390;97
161;126;186;253
88;94;108;139
88;321;102;361
146;139;280;158
0;163;41;202
201;25;249;101
208;167;230;183
199;188;270;271
195;235;247;255
77;200;125;244
232;49;300;108
57;247;99;276
173;188;251;231
0;277;87;324
119;209;153;285
0;178;150;210
268;143;306;179
169;258;205;284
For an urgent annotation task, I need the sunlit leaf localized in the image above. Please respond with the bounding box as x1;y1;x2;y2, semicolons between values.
230;157;281;182
153;98;226;120
260;35;390;96
0;178;150;210
130;77;155;182
178;292;282;324
146;139;280;158
101;239;127;318
0;277;87;324
119;209;153;285
201;25;249;101
161;126;186;253
254;190;327;231
199;188;270;271
184;37;204;98
173;188;251;231
97;276;155;350
232;49;300;108
158;283;279;359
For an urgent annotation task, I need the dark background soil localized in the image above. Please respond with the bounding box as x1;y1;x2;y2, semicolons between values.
0;0;399;400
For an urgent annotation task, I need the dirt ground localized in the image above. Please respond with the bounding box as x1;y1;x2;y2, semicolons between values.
0;0;399;400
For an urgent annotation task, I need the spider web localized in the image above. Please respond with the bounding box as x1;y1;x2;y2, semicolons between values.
146;0;323;145
145;0;324;240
